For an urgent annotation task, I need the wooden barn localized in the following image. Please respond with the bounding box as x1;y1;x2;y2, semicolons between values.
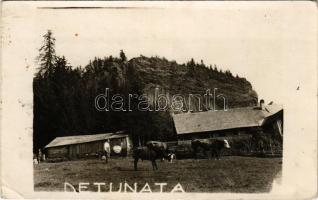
44;131;132;159
172;103;283;142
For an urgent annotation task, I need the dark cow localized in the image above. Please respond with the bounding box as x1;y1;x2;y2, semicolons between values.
133;143;167;171
191;139;231;160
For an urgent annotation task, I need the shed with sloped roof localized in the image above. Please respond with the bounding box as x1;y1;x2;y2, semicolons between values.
44;131;132;159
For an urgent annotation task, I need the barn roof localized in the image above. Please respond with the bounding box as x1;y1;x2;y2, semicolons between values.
173;104;283;135
45;131;127;148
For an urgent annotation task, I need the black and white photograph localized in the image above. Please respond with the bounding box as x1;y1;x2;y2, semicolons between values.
0;1;317;199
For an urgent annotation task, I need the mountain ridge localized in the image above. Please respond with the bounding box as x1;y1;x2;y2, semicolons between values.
125;55;258;110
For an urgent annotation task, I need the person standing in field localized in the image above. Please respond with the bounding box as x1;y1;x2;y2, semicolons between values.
42;153;46;161
37;149;42;164
104;140;111;163
33;153;38;164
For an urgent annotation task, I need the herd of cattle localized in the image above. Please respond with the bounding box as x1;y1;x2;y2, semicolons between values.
133;139;231;171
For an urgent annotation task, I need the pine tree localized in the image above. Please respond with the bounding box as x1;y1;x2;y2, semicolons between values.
187;58;196;76
37;30;56;77
214;64;218;72
120;49;127;62
200;59;205;67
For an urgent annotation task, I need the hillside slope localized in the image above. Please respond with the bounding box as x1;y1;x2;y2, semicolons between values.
128;56;258;111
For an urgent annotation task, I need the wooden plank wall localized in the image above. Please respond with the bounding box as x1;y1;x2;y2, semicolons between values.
46;146;68;158
46;136;132;159
69;140;104;158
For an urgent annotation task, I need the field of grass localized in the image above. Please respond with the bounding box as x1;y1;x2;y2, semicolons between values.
34;156;282;193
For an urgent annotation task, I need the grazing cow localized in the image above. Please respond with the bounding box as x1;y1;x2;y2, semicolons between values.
133;143;167;171
191;139;231;160
146;141;167;150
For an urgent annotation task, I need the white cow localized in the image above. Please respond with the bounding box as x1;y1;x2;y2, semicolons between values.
167;153;176;163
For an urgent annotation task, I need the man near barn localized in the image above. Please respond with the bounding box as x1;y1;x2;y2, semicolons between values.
104;139;111;163
37;149;42;164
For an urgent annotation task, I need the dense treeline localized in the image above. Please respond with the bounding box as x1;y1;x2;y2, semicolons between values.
33;30;257;151
33;31;175;151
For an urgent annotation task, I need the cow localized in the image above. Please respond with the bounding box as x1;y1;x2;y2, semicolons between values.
133;143;168;171
167;153;176;163
191;139;231;160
